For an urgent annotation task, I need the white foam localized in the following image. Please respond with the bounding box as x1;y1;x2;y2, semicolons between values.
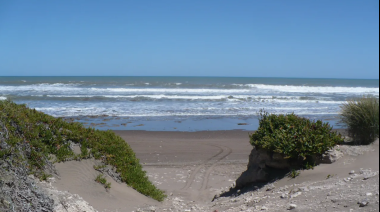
1;83;378;97
0;85;250;94
0;84;81;92
2;81;377;119
89;87;251;94
245;84;379;95
270;99;344;104
41;94;342;103
33;105;341;117
46;94;231;100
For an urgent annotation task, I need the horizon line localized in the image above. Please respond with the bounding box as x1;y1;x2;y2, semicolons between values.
0;75;379;80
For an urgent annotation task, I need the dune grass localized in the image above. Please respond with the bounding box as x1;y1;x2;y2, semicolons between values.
0;100;166;201
95;174;112;190
340;96;379;145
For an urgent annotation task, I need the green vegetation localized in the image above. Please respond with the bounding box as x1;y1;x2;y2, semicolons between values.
40;172;52;181
0;100;166;201
340;96;379;145
95;174;111;190
94;164;107;171
303;161;315;170
250;111;343;179
288;169;300;179
250;110;344;161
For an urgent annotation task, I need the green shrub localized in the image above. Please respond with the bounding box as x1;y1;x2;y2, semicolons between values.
95;174;111;190
288;169;300;179
0;100;166;201
250;111;343;161
340;96;379;145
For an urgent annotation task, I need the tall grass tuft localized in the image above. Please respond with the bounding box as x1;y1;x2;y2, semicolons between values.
340;96;379;145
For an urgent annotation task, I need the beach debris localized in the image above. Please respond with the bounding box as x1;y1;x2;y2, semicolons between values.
287;204;297;210
344;177;353;182
290;192;302;199
349;170;356;175
297;187;309;192
358;199;369;207
320;149;344;164
280;193;289;199
265;184;276;191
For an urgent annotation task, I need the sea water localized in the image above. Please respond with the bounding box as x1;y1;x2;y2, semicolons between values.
0;76;378;131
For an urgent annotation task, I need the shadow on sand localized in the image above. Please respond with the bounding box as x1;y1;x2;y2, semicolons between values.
214;168;290;201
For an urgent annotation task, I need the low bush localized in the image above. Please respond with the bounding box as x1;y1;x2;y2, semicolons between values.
0;100;166;201
288;169;300;179
95;174;111;190
340;96;379;145
250;110;343;161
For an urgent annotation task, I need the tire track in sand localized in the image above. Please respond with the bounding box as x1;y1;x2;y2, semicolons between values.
182;144;232;190
201;145;232;190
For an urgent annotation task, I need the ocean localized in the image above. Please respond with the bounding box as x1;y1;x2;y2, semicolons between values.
0;76;378;131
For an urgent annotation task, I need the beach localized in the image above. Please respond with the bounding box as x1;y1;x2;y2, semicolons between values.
44;129;379;212
1;1;378;211
1;77;379;211
49;130;251;211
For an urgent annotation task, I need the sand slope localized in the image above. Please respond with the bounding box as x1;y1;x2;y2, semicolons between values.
53;159;159;212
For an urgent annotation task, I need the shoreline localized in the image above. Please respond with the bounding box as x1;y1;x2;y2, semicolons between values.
62;115;345;132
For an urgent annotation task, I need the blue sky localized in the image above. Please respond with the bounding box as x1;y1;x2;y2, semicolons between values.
0;0;379;79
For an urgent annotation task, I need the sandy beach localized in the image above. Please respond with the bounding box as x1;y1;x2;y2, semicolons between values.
116;130;253;203
46;129;380;212
1;1;378;211
50;130;252;211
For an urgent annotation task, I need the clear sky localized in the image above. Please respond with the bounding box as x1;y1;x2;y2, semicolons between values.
0;0;379;79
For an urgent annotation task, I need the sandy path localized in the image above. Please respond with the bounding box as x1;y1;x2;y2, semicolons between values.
115;130;253;203
51;130;253;212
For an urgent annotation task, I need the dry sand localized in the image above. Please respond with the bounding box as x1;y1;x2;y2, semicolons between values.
50;130;379;212
116;130;254;204
52;159;158;212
